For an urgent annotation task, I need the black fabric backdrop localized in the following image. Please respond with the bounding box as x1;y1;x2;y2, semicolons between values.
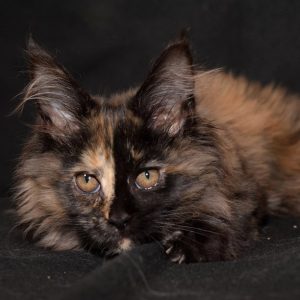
1;1;300;299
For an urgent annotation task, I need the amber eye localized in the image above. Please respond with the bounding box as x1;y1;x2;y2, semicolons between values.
135;169;160;190
75;173;100;193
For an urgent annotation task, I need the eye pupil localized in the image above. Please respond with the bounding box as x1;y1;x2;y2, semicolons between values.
144;171;150;179
84;174;90;183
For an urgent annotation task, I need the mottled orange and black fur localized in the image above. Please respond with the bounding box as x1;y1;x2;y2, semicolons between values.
14;37;300;263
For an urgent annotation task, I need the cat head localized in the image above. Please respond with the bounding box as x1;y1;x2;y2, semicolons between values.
15;38;220;255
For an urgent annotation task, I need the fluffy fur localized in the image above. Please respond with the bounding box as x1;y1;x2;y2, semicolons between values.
14;37;300;263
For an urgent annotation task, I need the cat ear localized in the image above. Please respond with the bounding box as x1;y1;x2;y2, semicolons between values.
20;38;97;139
132;39;195;135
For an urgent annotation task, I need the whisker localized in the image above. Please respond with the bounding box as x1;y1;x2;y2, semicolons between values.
155;220;222;236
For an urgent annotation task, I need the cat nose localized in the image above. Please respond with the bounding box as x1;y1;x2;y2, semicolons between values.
108;212;131;230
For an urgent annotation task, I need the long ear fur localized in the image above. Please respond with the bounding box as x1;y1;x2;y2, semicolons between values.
18;38;97;139
131;39;195;136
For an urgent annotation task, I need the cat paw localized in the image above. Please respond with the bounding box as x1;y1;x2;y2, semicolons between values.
162;230;213;263
162;227;239;263
163;230;186;264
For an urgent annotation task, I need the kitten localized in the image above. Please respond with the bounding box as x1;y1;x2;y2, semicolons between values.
14;37;300;263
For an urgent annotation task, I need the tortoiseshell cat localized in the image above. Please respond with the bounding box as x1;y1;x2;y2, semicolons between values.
14;37;300;263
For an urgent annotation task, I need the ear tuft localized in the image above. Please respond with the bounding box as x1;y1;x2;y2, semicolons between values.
27;36;55;71
18;39;96;140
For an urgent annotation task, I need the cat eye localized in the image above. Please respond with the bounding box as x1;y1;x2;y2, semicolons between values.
75;173;100;193
135;169;160;190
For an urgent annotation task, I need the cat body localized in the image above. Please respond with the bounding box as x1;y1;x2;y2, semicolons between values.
14;38;300;263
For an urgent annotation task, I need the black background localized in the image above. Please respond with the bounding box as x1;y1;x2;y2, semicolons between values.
2;0;300;196
1;1;300;300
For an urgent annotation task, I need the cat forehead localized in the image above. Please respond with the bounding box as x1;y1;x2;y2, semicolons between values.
78;87;172;169
83;108;143;162
90;88;141;126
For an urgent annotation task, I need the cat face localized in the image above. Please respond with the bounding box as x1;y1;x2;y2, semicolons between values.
67;105;195;255
16;38;220;255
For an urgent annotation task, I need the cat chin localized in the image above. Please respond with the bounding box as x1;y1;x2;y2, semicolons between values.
118;237;134;251
100;237;134;257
